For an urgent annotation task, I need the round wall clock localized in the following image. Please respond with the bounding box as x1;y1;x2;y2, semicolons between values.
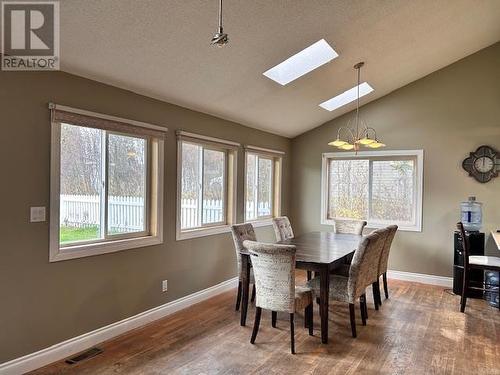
462;145;499;183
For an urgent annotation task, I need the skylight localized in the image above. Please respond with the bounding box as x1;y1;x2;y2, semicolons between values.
319;82;374;111
263;39;338;85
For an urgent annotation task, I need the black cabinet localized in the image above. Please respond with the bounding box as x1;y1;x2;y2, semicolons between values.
453;231;484;298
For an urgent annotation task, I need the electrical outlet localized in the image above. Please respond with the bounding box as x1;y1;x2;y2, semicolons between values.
162;280;168;292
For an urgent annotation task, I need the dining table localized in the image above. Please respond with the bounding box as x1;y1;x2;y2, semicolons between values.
239;231;363;344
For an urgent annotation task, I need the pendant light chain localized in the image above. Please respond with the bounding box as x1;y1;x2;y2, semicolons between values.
356;65;360;141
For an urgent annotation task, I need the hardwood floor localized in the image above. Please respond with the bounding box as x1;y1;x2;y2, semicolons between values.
31;277;500;375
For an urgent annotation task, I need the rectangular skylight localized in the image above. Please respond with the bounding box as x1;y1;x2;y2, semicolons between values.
319;82;374;111
263;39;338;85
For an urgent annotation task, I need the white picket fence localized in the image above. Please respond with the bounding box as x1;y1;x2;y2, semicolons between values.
60;194;145;233
181;199;271;228
61;194;271;232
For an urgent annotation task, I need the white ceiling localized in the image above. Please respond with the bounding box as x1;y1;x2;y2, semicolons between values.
60;0;500;138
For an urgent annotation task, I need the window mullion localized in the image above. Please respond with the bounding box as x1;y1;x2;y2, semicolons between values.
101;131;108;239
367;159;373;222
254;155;259;219
198;146;204;227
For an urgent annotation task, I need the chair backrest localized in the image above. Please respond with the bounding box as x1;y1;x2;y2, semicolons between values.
456;222;470;269
272;216;294;242
243;240;297;313
230;223;257;279
347;232;385;301
333;219;367;235
377;225;398;276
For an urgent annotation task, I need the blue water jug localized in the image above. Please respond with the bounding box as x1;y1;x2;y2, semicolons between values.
460;196;482;231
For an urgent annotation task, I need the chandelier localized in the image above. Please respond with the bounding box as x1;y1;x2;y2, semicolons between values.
328;62;385;151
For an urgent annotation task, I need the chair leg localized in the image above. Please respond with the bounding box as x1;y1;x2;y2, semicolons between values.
349;303;357;338
250;307;262;344
272;311;277;328
235;281;242;311
290;313;295;354
307;271;312;281
305;304;313;335
251;284;256;303
376;279;382;307
372;283;379;311
383;272;389;299
460;269;469;313
360;295;367;326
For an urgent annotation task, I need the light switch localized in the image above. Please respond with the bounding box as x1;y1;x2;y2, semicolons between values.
30;206;46;222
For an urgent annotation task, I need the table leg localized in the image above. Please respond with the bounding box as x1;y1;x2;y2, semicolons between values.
240;253;250;326
319;266;330;344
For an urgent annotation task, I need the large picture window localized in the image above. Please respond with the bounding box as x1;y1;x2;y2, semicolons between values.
176;132;238;240
50;105;165;261
321;150;423;231
245;147;283;223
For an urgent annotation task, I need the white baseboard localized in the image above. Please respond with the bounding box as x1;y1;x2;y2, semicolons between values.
387;270;453;287
0;277;239;375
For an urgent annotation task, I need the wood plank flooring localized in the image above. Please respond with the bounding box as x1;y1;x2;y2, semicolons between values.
31;277;500;375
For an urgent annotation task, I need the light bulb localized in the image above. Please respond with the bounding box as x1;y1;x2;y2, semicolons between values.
328;139;347;147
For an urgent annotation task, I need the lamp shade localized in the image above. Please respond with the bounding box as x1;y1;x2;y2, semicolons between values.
367;141;386;148
340;144;355;150
358;137;375;145
328;139;347;147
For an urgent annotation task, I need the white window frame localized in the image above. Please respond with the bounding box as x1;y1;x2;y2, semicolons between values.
49;105;165;262
176;131;238;240
321;149;424;232
244;145;283;227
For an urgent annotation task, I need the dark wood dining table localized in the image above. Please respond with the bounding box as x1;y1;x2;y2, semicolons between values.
239;231;362;344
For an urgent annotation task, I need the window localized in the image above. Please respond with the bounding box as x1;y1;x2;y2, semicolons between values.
245;147;283;223
50;104;165;261
176;131;238;240
321;150;423;231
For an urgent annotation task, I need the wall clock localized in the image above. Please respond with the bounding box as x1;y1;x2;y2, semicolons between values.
462;145;499;183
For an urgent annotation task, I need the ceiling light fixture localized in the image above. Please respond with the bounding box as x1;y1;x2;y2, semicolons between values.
211;0;228;47
327;62;385;151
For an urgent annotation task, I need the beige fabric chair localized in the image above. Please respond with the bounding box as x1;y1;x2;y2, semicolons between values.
230;223;257;311
333;218;367;235
377;225;398;300
307;232;385;338
272;216;294;242
244;240;313;354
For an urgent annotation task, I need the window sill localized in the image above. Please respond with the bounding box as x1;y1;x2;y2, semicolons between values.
176;224;231;241
321;219;422;233
49;235;163;262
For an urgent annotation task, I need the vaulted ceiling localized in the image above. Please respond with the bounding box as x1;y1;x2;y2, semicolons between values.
60;0;500;137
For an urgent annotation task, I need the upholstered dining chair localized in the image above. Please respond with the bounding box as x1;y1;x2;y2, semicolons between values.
376;225;398;302
243;240;314;354
230;223;257;310
457;222;500;313
333;218;367;235
272;216;294;242
331;226;392;311
307;232;385;338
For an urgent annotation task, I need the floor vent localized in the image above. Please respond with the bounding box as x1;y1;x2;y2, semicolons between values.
65;347;103;364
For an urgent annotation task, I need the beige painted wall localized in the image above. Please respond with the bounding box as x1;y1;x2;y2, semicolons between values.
291;43;500;279
0;70;291;362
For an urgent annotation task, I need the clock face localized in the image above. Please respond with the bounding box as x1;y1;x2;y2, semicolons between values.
462;145;499;183
474;156;494;173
